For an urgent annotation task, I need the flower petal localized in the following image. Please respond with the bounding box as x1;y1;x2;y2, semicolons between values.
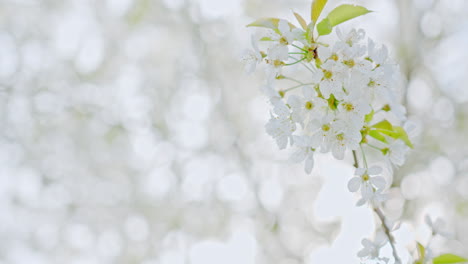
348;177;361;192
356;198;366;206
305;155;314;174
367;165;382;175
355;168;366;176
302;86;315;98
370;176;386;190
290;148;306;163
361;183;373;199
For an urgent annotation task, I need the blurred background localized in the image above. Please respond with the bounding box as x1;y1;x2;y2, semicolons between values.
0;0;468;263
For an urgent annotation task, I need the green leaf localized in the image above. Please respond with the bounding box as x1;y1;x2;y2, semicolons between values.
369;130;388;144
372;120;393;131
311;0;328;25
364;110;374;123
417;242;425;261
294;12;308;30
393;126;414;148
317;18;332;36
316;4;371;36
433;254;468;264
327;4;372;26
246;18;295;33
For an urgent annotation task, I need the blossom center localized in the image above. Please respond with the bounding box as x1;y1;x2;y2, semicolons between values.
273;60;284;67
323;70;333;79
362;174;370;181
344;59;355;67
279;36;288;45
305;101;314;110
343;102;355;112
330;54;339;61
322;124;330;132
336;133;344;141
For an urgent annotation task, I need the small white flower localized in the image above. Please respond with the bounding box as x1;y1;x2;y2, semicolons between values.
287;86;328;127
367;38;389;67
309;115;335;153
356;187;388;207
319;60;347;100
317;43;341;62
384;139;409;167
261;83;283;100
385;95;407;121
241;35;263;74
266;19;299;61
337;28;365;47
348;166;386;201
328;120;361;160
265;98;295;149
337;90;372;129
425;215;452;238
364;69;393;102
357;231;388;261
290;135;315;174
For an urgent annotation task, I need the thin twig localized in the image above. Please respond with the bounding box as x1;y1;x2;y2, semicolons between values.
351;150;401;264
352;150;359;168
374;207;402;264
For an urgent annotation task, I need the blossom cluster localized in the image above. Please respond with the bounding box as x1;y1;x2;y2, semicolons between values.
243;19;412;205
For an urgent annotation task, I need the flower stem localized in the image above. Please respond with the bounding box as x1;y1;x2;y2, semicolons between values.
352;150;359;168
282;76;305;85
292;44;307;52
360;145;368;168
283;82;315;92
285;57;306;66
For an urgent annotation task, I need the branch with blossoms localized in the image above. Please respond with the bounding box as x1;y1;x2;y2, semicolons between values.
243;0;468;263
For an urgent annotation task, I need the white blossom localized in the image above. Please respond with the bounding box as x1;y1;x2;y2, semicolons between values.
337;90;372;129
425;215;453;238
348;166;387;205
290;135;315;174
328;120;361;160
287;86;328;127
265;98;296;149
384;139;409;167
357;231;388;261
319;59;347;100
242;35;263;74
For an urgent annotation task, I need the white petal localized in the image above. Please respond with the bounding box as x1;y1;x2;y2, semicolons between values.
287;95;301;108
302;86;314;98
278;20;289;35
361;183;373;199
356;198;367;206
317;45;331;60
305;155;314;174
292;135;308;147
368;165;382;175
357;248;370;258
355;168;366;176
332;144;345;160
348;177;362;192
424;215;433;228
290;149;306;163
370;176;386;190
277;135;288;149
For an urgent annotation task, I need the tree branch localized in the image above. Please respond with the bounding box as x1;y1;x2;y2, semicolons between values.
351;150;401;264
